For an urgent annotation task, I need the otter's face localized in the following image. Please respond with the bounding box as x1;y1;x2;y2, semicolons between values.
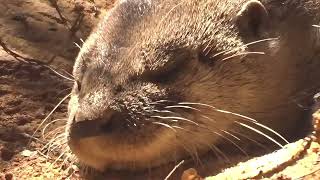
66;0;320;171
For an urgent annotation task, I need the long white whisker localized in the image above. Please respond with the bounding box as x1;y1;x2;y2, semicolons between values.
165;105;201;111
164;160;185;180
172;125;187;131
203;38;215;55
150;109;179;115
212;37;278;58
42;133;66;152
56;87;73;97
229;130;269;150
19;133;46;144
200;115;216;123
43;126;65;139
59;155;71;171
178;102;257;122
152;122;177;132
151;115;199;125
211;144;230;163
42;119;67;138
31;93;71;140
250;121;289;144
173;125;230;163
221;51;265;61
191;121;247;156
45;66;74;81
62;69;75;79
214;131;248;156
47;141;68;156
179;102;289;143
235;121;283;148
47;148;70;171
73;42;82;49
154;100;174;103
45;136;67;153
221;130;240;141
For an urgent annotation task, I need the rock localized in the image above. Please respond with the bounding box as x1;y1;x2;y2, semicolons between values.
0;147;14;161
4;173;13;180
20;149;37;157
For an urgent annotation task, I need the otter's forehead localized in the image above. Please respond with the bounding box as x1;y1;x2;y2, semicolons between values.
73;0;246;84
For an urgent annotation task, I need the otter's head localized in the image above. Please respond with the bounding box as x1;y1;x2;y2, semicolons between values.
66;0;320;172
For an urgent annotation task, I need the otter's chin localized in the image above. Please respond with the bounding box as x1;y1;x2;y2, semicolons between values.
67;127;189;171
67;137;108;171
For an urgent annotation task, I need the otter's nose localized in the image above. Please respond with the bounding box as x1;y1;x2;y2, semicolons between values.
74;109;114;124
69;115;102;139
70;109;127;139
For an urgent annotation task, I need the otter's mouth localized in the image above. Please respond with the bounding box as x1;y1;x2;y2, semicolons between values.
69;119;102;139
69;112;137;139
69;114;162;142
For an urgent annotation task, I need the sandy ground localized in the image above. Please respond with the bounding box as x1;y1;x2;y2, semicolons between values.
0;0;112;179
1;0;320;179
0;48;74;179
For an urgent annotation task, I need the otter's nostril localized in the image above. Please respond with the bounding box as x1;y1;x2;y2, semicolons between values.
114;85;124;94
73;109;127;134
100;112;127;133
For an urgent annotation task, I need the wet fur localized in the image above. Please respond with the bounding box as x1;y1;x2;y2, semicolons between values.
66;0;320;174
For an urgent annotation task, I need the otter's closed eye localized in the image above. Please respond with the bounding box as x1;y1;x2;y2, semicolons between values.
145;50;192;83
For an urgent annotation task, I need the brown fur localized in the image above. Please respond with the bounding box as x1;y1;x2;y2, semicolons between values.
66;0;320;177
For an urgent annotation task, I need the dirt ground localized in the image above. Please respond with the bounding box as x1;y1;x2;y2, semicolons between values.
1;0;320;180
0;0;113;179
0;48;74;179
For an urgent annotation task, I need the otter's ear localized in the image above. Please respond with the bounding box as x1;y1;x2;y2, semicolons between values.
236;0;269;38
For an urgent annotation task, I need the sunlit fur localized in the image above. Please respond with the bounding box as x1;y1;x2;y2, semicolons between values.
65;0;320;171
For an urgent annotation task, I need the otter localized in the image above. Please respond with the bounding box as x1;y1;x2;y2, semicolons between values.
66;0;320;178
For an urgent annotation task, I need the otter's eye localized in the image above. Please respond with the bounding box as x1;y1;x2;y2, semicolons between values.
145;50;190;83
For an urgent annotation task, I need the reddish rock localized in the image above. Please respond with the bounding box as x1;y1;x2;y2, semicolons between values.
0;147;14;161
